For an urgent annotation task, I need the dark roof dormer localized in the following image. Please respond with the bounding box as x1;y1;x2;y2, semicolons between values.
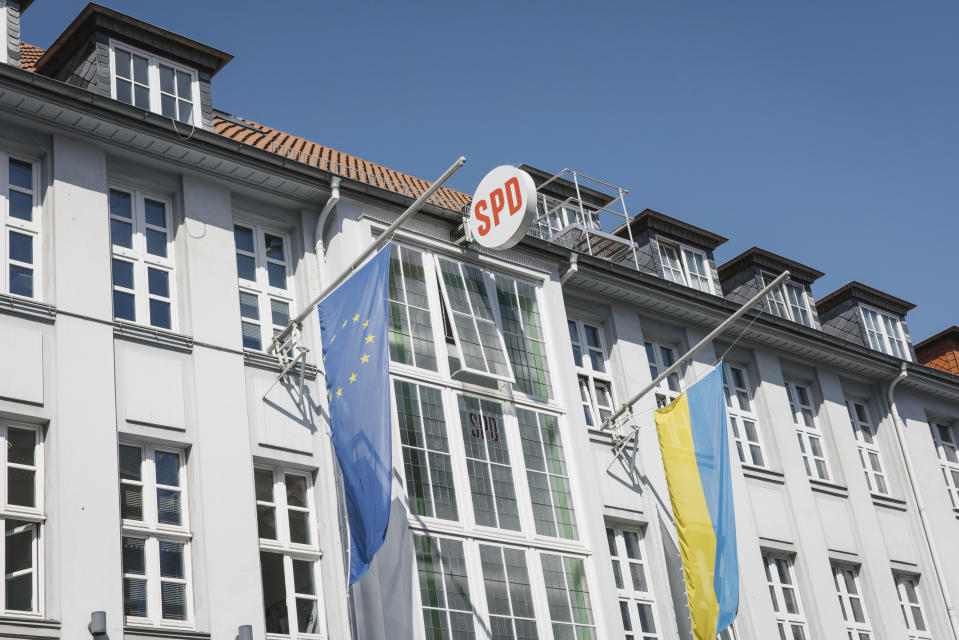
817;281;916;360
32;3;231;129
718;247;824;329
613;208;727;295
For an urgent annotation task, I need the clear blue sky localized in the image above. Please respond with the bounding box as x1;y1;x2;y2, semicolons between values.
24;1;959;342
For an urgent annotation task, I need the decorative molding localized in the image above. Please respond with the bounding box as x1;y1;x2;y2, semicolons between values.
741;465;785;485
243;349;318;380
113;321;194;353
871;493;908;512
0;294;56;324
809;478;849;499
124;627;212;640
0;617;61;639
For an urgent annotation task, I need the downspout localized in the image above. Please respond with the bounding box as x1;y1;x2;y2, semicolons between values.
560;253;579;285
888;362;959;640
314;176;341;287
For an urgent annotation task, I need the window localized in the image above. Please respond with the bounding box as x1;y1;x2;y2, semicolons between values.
0;423;42;615
497;276;552;399
784;381;830;481
389;245;437;370
762;273;812;326
846;401;889;495
394;380;457;521
110;41;200;125
723;364;765;467
517;408;577;540
929;421;959;509
234;224;294;351
118;443;192;626
254;467;323;637
569;320;613;428
644;342;683;408
479;545;539;640
607;526;661;640
2;153;39;299
860;306;909;360
110;189;175;329
414;534;475;639
457;395;520;530
657;240;713;293
436;257;512;381
763;552;808;640
895;574;932;640
833;564;874;640
541;553;596;639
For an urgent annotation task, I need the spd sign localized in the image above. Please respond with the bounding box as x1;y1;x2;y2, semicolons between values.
468;166;537;250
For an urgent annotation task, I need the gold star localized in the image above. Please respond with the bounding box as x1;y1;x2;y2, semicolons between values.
323;355;326;362
327;391;332;402
362;319;370;328
342;320;348;328
365;333;375;344
336;388;343;398
360;354;370;364
353;313;360;323
330;334;336;344
349;373;357;383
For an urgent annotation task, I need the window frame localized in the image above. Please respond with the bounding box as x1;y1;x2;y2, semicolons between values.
2;151;41;300
859;305;910;360
723;363;767;468
894;573;933;640
763;552;809;640
606;525;662;640
108;39;202;127
388;244;438;371
761;272;813;326
118;442;194;629
109;186;176;330
0;422;44;618
234;222;295;352
846;400;890;496
656;238;713;294
929;420;959;509
832;564;874;639
644;341;683;408
784;381;831;481
569;318;614;429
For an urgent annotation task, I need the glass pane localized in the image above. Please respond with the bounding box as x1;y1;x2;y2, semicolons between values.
144;199;166;228
148;268;170;298
236;254;256;281
242;321;262;350
7;428;35;465
8;190;32;221
7;466;34;506
234;225;255;252
239;291;260;319
271;299;290;327
146;228;168;257
134;84;150;110
5;524;33;610
257;505;277;539
254;468;274;501
157;488;182;525
119;444;141;480
296;597;319;633
286;475;307;507
122;537;146;574
176;70;193;100
9;231;33;264
260;552;288;634
123;578;148;617
112;258;134;289
288;510;310;545
10;265;33;298
159;65;175;93
161;582;187;620
293;559;315;595
159;541;184;578
120;483;143;520
149;300;172;333
115;49;131;79
132;55;149;84
637;603;656;632
111;219;133;248
267;262;287;289
155;450;180;486
178;100;193;124
265;234;285;260
116;78;132;104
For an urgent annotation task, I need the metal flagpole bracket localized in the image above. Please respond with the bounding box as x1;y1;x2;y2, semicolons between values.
263;322;310;402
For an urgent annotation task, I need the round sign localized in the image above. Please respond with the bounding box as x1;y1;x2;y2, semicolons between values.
468;166;537;250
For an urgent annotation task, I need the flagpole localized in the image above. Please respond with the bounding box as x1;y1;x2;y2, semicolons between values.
268;156;468;353
601;269;791;431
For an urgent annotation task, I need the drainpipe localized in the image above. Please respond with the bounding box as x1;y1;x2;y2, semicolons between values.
314;176;341;287
888;362;959;640
560;253;579;285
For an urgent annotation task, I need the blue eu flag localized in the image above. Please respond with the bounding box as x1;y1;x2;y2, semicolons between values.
317;244;392;584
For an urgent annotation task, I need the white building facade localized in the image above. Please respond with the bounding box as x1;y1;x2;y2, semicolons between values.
1;4;958;640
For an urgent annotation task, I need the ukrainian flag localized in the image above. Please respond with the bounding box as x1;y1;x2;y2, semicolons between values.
654;365;738;639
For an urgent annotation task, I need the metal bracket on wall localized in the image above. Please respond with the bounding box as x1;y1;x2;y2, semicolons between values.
262;323;310;402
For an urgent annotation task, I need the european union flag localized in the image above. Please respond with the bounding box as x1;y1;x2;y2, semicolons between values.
318;244;392;584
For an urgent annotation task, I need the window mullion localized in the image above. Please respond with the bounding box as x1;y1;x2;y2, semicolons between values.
147;536;161;623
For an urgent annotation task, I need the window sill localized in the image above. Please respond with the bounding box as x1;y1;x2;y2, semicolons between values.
0;293;56;324
0;616;60;638
954;507;959;520
243;349;318;380
871;493;908;512
809;478;849;499
114;321;194;353
741;465;785;485
124;626;210;640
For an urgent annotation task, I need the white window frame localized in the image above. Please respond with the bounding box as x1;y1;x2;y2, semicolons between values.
0;422;43;618
833;564;874;639
109;187;176;330
2;151;41;300
723;364;766;468
108;40;202;127
644;341;683;408
234;222;295;352
119;442;193;629
763;552;809;640
895;573;933;640
254;467;325;640
606;525;662;640
656;238;713;293
569;319;613;429
784;381;831;481
860;305;910;360
846;400;890;496
761;272;812;326
930;420;959;509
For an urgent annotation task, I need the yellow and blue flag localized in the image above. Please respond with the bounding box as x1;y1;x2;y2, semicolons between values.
654;365;738;639
318;244;392;584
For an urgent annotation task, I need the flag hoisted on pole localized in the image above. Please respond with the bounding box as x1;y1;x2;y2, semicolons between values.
317;245;392;584
655;365;738;639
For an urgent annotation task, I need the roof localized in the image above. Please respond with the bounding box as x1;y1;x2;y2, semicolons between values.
20;43;44;72
915;326;959;352
613;208;728;250
816;281;916;317
717;246;824;284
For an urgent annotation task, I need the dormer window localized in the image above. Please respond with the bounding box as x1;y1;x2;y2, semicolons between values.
657;240;712;293
110;41;199;126
762;272;812;327
861;305;909;359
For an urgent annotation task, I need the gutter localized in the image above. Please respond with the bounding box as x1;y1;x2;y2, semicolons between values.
888;363;959;640
314;177;341;287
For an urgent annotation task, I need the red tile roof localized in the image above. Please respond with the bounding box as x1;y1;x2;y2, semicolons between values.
19;42;471;211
